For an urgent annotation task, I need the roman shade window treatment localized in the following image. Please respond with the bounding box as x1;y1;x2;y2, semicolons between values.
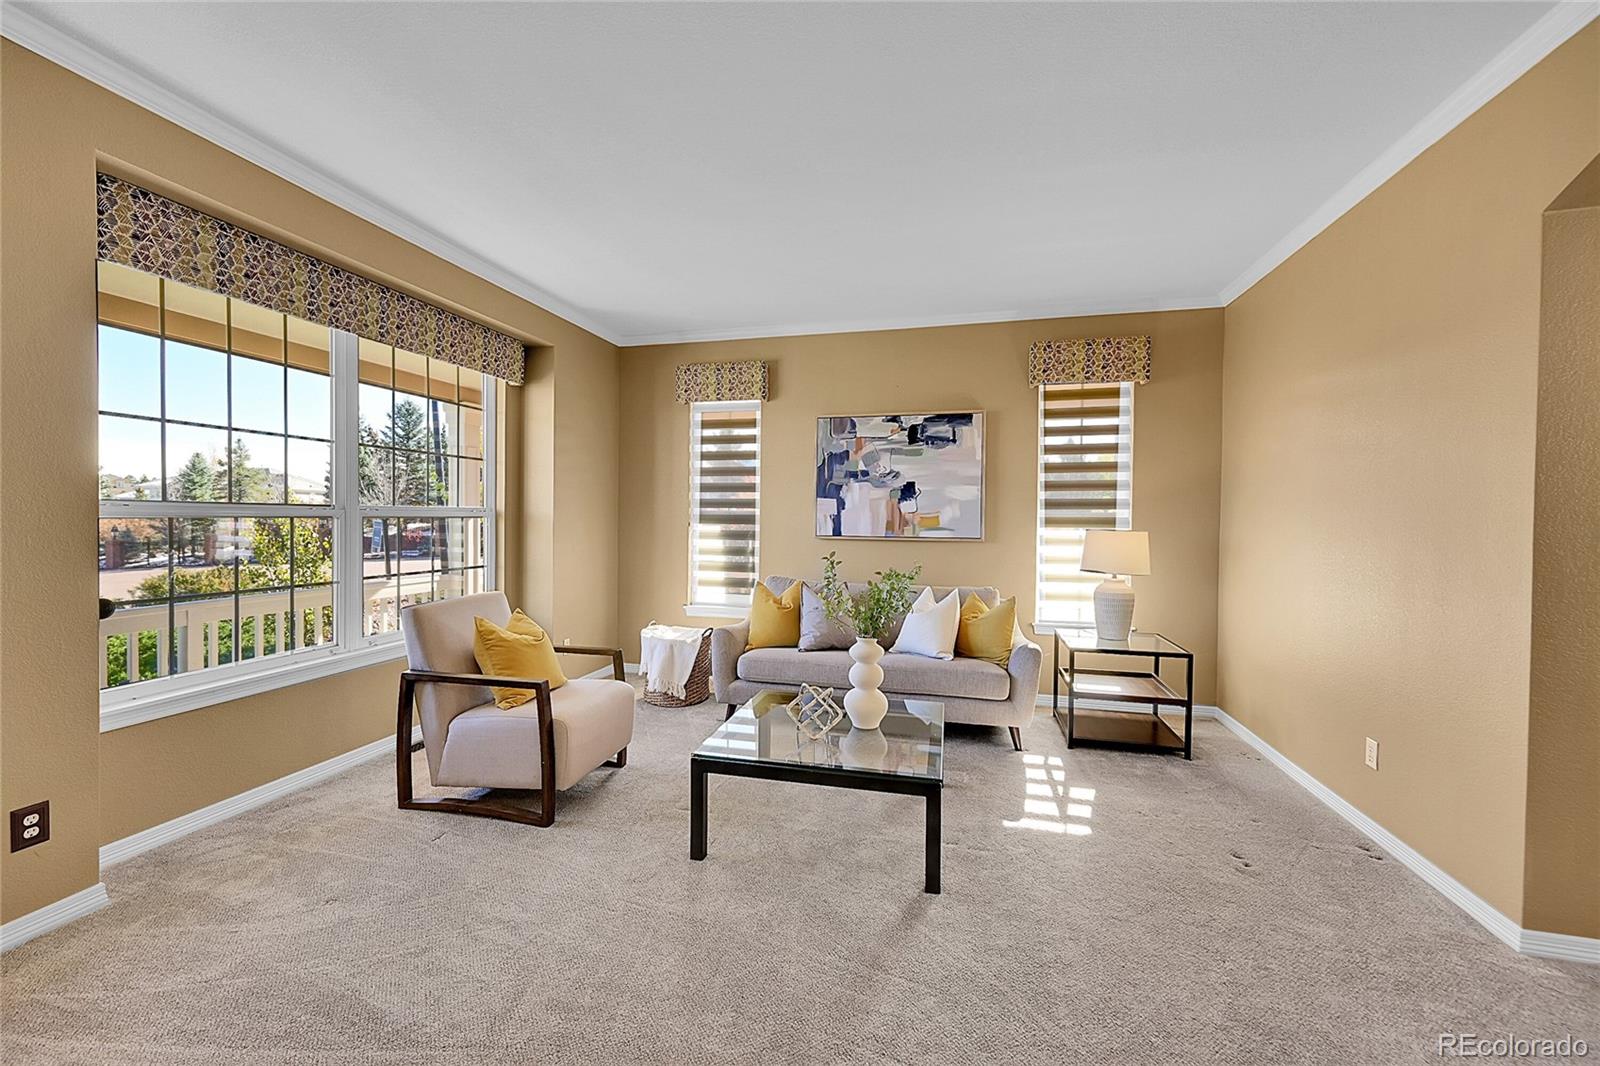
96;173;527;384
673;360;770;404
1027;335;1152;387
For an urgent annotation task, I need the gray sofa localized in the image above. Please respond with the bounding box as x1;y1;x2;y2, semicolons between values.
711;576;1042;749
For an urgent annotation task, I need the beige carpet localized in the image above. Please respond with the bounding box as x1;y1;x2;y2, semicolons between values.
3;695;1596;1065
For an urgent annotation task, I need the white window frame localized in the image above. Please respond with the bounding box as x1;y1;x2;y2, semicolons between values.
685;399;761;618
1033;381;1134;633
98;322;497;732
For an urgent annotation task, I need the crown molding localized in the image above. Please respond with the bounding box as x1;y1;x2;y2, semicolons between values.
1219;0;1600;305
615;294;1222;347
0;3;620;346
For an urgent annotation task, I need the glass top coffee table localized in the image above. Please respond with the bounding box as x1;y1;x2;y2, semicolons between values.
690;690;946;893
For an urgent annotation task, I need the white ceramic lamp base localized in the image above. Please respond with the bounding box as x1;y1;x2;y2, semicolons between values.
1092;578;1136;641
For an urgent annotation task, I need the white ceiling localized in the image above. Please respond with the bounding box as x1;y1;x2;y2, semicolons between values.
5;1;1591;345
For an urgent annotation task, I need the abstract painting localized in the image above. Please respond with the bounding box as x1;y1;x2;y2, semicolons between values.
815;412;984;539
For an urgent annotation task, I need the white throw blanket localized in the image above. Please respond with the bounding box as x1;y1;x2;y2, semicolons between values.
640;623;707;699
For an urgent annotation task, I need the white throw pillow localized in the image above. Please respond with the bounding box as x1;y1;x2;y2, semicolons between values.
890;588;960;660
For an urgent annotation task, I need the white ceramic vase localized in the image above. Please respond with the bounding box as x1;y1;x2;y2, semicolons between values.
844;636;889;729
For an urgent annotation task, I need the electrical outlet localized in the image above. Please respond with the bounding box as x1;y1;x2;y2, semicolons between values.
9;801;49;851
563;637;571;646
1365;737;1379;771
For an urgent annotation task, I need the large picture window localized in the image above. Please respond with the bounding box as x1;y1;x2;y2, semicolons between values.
96;262;495;710
1035;382;1134;627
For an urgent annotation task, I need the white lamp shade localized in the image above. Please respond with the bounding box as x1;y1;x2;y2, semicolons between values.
1081;530;1150;577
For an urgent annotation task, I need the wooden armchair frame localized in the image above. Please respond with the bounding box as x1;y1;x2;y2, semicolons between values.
396;646;627;827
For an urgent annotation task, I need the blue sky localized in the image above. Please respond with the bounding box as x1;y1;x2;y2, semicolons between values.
99;325;334;485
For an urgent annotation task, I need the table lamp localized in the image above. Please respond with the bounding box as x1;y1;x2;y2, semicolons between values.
1080;530;1150;641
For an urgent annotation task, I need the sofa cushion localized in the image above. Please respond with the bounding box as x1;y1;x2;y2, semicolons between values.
956;594;1018;667
436;678;634;791
890;587;960;659
798;582;853;651
736;647;1009;700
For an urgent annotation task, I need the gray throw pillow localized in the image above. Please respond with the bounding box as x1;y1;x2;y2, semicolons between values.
799;583;854;651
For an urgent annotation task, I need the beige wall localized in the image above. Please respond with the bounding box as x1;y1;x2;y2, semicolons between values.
1523;157;1600;939
0;42;619;922
618;310;1225;704
1218;26;1600;928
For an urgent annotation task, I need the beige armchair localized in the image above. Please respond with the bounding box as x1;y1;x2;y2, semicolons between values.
397;592;634;827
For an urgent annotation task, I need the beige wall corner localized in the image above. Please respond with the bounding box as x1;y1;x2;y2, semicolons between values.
1523;158;1600;939
617;308;1224;704
1218;25;1600;924
514;348;557;629
552;338;621;662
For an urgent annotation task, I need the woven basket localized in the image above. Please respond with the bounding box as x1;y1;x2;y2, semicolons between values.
642;627;714;708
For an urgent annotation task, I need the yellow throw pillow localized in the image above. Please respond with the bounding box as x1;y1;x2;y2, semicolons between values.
956;594;1017;667
747;581;803;649
504;608;546;640
473;613;568;708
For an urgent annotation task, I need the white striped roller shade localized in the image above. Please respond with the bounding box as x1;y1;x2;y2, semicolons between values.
1036;382;1134;625
689;401;761;609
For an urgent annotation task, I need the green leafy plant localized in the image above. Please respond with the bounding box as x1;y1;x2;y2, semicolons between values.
816;551;922;643
815;551;853;633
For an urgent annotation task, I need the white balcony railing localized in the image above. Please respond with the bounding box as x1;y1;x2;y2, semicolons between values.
100;572;479;690
98;586;331;689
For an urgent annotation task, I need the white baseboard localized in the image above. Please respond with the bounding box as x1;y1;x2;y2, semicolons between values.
1;883;110;953
1519;929;1600;965
1208;705;1598;965
100;725;421;869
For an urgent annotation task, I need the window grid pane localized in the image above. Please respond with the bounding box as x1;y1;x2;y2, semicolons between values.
1035;383;1134;626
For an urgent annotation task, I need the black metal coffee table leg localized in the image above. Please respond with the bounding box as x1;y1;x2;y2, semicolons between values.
690;759;707;861
925;787;942;894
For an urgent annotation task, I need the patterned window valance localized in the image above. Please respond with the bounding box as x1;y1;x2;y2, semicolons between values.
674;360;769;404
1027;335;1151;387
96;174;527;384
